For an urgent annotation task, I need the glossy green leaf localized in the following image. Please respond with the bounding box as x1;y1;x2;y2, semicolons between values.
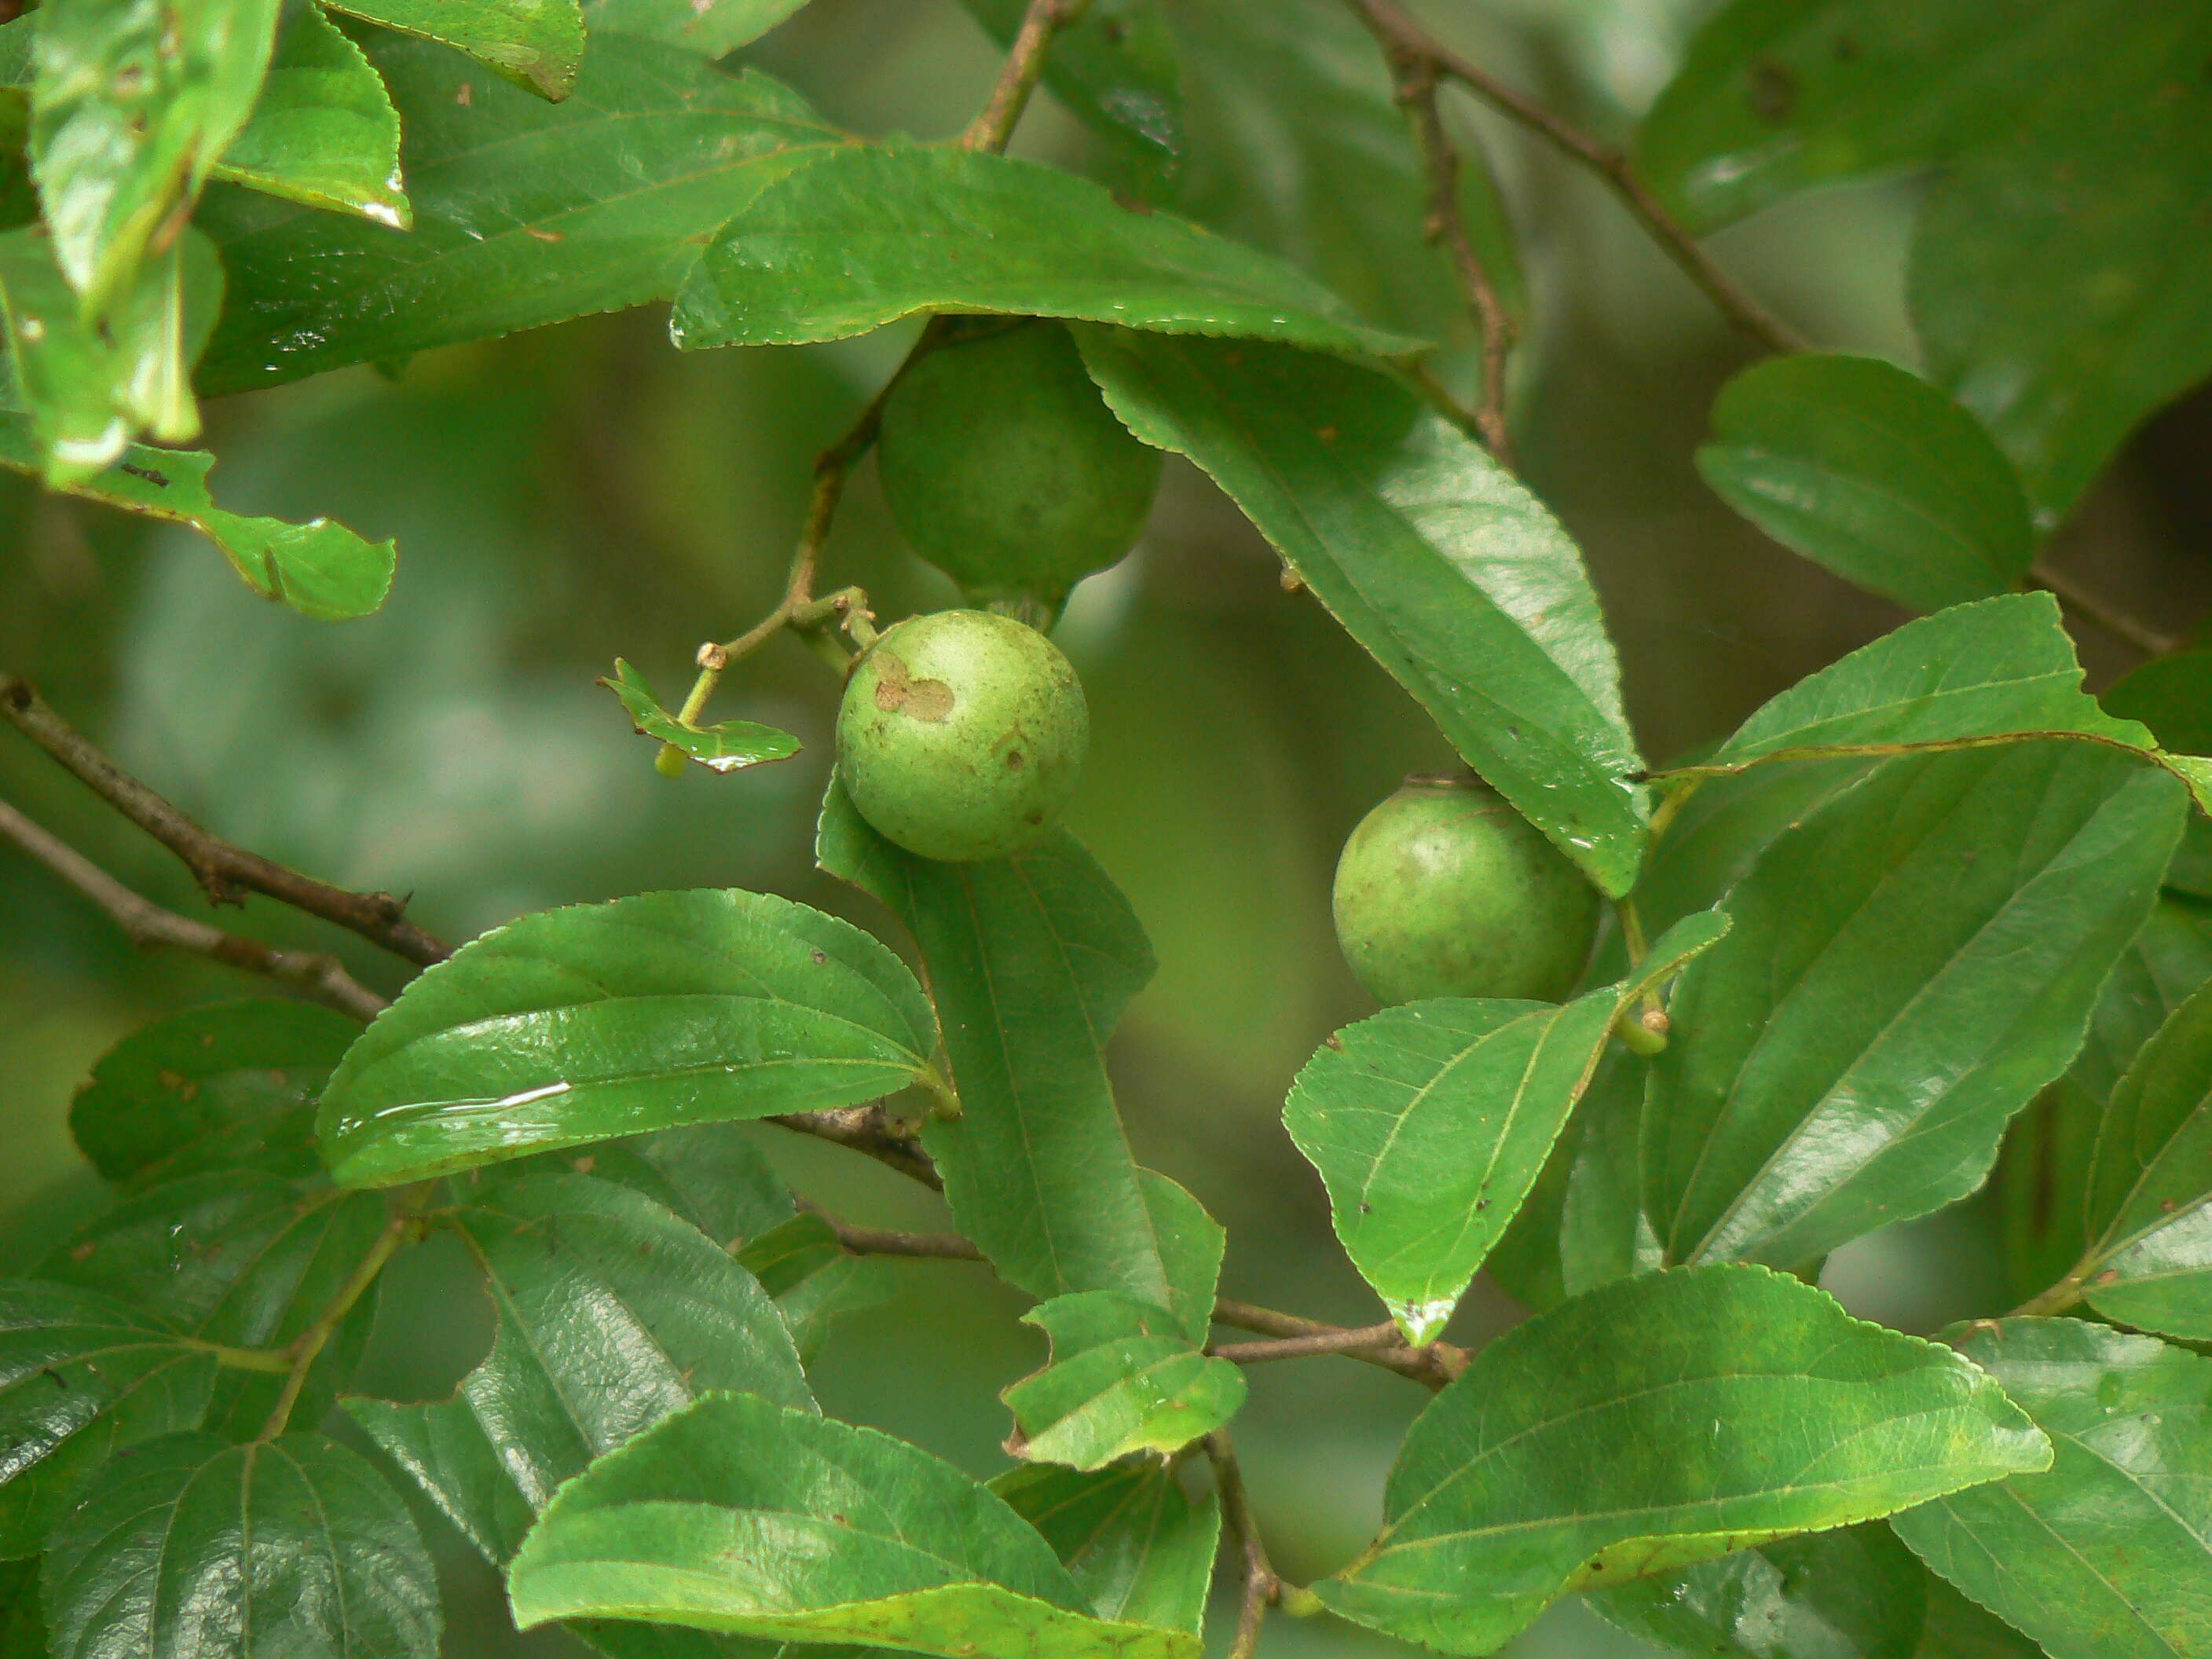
196;37;840;394
1076;328;1647;895
68;997;359;1187
1166;0;1522;343
0;414;397;617
211;4;409;225
584;0;808;60
1286;910;1728;1342
1697;355;2032;613
0;1282;214;1557
2069;977;2212;1337
990;1463;1219;1636
1002;1291;1244;1470
1591;1523;1928;1659
961;0;1181;198
817;778;1178;1314
43;1429;439;1659
1910;17;2212;521
1914;1577;2042;1659
39;1174;387;1434
1136;1169;1221;1347
1892;1319;2212;1659
1558;1047;1664;1299
615;1121;794;1250
350;1171;811;1571
669;143;1416;357
27;0;276;312
1998;895;2212;1303
1317;1265;2049;1657
1646;744;2185;1268
734;1210;897;1366
506;1391;1196;1657
1694;594;2212;811
316;887;936;1187
1634;0;2092;233
323;0;583;99
602;657;800;775
0;1558;42;1659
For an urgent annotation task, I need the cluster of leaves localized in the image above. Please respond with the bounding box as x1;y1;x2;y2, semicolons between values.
5;0;2212;1657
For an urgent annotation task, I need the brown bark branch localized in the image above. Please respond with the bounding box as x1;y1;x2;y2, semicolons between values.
1344;0;1806;357
1209;1320;1408;1364
768;1105;943;1189
1357;17;1518;463
0;796;386;1021
1213;1297;1464;1386
1207;1430;1280;1659
1;676;450;965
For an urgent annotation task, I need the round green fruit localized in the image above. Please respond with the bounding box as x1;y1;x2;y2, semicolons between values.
1331;773;1599;1005
876;320;1163;610
837;609;1089;863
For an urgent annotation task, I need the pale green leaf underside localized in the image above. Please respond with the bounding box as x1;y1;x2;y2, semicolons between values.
1003;1291;1246;1470
211;4;410;225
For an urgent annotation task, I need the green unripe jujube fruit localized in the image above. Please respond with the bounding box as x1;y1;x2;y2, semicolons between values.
1332;773;1599;1005
876;320;1163;610
837;609;1089;862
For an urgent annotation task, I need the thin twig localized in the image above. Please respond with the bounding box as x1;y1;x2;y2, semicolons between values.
1344;0;1805;357
804;1212;1469;1386
1213;1297;1464;1386
1207;1431;1280;1659
961;0;1090;154
2029;562;2185;659
0;796;387;1020
803;1205;979;1260
1360;22;1517;463
769;1106;943;1190
1;676;449;965
1210;1320;1408;1364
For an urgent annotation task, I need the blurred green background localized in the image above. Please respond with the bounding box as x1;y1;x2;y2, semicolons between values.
3;0;2207;1651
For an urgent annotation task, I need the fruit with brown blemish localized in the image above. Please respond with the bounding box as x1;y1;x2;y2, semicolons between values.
1331;772;1599;1005
875;320;1163;613
837;609;1089;862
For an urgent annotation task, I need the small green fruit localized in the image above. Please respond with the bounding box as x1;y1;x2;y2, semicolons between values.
876;320;1163;610
1332;773;1599;1005
837;609;1089;862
